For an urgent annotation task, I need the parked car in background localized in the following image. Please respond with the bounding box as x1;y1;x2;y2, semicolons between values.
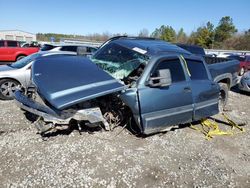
238;71;250;92
0;51;76;100
227;55;250;75
216;53;235;58
21;41;41;48
40;44;58;51
40;43;98;55
51;44;98;54
14;37;240;136
0;40;39;62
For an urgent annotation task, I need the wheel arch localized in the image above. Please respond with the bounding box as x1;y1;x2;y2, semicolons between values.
214;73;232;88
0;77;21;85
0;78;22;100
15;54;27;61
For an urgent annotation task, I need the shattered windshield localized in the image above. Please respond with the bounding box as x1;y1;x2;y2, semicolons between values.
91;43;149;79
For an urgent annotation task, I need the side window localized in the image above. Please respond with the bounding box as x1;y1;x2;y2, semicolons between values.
7;41;18;47
40;44;55;51
0;41;4;47
186;59;208;80
152;59;186;83
61;46;77;52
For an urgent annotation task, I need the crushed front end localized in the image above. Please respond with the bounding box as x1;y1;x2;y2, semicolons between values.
14;89;111;135
13;56;131;135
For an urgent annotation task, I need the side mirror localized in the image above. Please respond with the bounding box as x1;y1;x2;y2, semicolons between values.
77;46;88;56
147;69;172;87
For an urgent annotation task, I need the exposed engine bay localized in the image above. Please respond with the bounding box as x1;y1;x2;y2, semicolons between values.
23;87;133;136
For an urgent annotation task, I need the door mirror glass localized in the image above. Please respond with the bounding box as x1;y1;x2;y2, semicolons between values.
148;69;172;87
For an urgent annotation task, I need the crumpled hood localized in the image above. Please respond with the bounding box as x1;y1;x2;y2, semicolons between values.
32;56;125;110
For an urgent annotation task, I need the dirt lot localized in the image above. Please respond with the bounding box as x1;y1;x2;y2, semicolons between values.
0;89;249;187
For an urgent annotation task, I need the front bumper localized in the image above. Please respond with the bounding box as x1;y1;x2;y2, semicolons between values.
14;90;109;128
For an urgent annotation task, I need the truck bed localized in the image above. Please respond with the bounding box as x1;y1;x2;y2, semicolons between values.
206;56;239;88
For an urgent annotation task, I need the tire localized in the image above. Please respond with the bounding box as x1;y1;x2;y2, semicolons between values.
218;83;229;112
127;116;142;135
239;67;245;76
16;55;26;61
0;79;20;100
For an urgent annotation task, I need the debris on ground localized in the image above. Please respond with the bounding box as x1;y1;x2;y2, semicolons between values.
0;90;249;187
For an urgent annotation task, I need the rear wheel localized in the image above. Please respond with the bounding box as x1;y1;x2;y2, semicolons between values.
218;83;229;112
0;79;20;100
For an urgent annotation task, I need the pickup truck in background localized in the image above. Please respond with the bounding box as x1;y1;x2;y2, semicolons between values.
14;37;239;136
0;40;39;62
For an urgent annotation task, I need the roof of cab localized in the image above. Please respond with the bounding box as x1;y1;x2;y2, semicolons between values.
110;36;191;56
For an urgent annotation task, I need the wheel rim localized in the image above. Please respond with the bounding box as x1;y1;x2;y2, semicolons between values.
0;81;18;97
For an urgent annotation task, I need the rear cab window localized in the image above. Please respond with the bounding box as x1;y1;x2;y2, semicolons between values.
186;59;209;80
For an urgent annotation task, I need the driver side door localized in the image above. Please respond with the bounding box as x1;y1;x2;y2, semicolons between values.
137;56;194;134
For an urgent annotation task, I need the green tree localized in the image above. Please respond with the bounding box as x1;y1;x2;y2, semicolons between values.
214;16;237;44
176;28;187;43
188;22;214;48
151;25;176;42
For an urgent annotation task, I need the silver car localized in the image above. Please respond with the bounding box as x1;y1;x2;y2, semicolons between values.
238;71;250;92
0;51;76;100
41;43;98;54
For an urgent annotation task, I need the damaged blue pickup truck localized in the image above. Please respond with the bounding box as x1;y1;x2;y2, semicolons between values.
14;37;239;135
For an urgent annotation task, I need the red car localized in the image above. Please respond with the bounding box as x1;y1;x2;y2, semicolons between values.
0;40;39;62
228;55;250;75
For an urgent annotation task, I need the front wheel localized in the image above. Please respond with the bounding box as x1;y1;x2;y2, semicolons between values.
218;83;229;112
0;79;20;100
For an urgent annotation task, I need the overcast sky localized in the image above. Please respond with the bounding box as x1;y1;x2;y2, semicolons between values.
1;0;249;35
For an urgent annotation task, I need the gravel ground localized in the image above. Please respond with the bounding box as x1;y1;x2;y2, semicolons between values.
0;90;249;187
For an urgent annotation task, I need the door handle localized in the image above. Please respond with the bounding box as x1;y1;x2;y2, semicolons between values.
183;87;191;93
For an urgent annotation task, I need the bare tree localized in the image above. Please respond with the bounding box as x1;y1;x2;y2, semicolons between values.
138;28;149;37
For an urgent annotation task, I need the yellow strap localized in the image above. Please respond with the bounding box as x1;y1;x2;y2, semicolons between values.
190;113;245;140
180;55;191;77
201;118;233;140
221;113;245;132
